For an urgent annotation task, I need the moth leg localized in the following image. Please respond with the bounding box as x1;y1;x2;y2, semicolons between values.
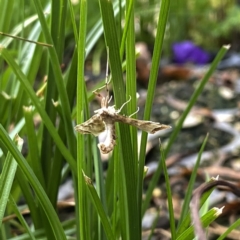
107;95;112;104
117;95;132;113
129;107;140;118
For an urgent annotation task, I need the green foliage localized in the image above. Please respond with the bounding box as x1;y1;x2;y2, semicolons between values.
167;0;238;52
0;0;236;239
212;6;240;37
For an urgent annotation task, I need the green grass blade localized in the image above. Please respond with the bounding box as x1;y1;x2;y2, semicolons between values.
139;0;171;218
0;47;77;175
32;0;76;156
217;218;240;240
113;150;122;238
125;0;138;162
8;195;36;240
177;133;209;233
23;106;45;188
161;145;176;239
147;208;160;240
7;229;45;240
98;0;139;238
98;0;126;108
0;0;14;33
0;126;67;240
84;173;115;240
0;118;25;158
93;138;107;239
118;151;130;240
164;45;230;156
15;166;43;229
176;178;217;238
86;0;124;56
76;0;90;239
67;0;78;42
0;135;21;228
0;92;12;127
177;207;223;240
120;0;133;60
141;159;162;216
142;44;230;224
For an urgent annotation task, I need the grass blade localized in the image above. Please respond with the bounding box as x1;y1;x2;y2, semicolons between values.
84;173;114;239
0;125;67;240
76;0;90;239
0;135;22;228
177;207;223;240
8;195;36;240
139;0;171;219
32;0;76;156
165;45;230;156
0;47;77;175
98;0;139;238
177;133;209;233
161;145;176;239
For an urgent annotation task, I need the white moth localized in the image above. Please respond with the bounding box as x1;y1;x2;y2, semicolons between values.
75;87;171;154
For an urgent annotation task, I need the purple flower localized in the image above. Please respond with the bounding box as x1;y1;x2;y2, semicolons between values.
172;41;211;65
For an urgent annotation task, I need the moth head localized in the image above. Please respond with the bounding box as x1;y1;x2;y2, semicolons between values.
101;94;112;109
93;89;110;108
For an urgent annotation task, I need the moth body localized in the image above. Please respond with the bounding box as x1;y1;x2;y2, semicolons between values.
98;117;116;154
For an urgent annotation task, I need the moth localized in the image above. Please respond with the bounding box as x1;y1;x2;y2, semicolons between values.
75;86;171;154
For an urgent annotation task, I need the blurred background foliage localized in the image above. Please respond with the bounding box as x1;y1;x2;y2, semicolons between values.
1;0;239;73
133;0;239;56
167;0;240;52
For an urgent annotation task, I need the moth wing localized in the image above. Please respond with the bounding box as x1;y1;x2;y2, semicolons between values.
75;114;106;136
114;114;171;134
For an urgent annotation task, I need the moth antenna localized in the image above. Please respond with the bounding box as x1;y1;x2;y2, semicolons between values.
108;95;112;103
129;107;139;118
117;95;132;113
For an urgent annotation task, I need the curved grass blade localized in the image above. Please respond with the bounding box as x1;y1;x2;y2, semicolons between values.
32;0;76;156
142;45;230;219
98;0;139;238
0;135;22;228
161;145;176;239
0;125;67;240
0;46;77;175
164;45;230;156
177;133;209;234
8;195;36;240
139;0;171;220
177;207;223;240
83;172;114;240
